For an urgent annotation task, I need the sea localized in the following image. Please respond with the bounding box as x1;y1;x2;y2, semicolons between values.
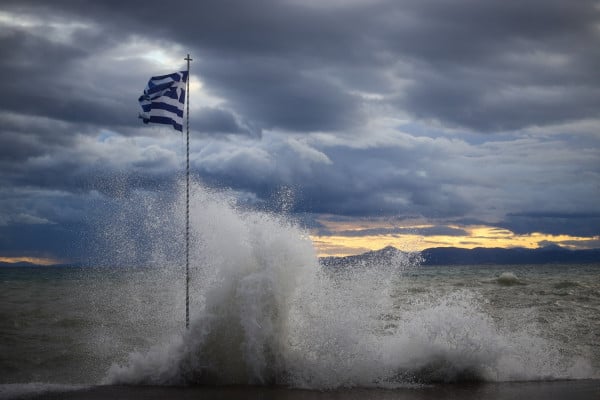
1;186;599;399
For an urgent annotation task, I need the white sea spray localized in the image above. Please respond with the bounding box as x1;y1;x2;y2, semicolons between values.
101;182;597;387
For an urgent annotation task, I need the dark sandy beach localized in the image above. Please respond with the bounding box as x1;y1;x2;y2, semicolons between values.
17;380;600;400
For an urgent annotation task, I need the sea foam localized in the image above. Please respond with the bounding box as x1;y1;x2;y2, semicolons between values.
102;182;595;388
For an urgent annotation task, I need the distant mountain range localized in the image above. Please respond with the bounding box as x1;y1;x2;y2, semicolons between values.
0;261;40;267
0;261;76;268
321;245;600;266
2;245;599;268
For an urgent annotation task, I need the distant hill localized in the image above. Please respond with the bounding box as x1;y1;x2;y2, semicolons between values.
0;261;40;267
321;245;600;266
421;246;600;265
0;261;78;268
321;246;421;268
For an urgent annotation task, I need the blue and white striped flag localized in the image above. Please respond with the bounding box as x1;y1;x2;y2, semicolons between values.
139;71;188;132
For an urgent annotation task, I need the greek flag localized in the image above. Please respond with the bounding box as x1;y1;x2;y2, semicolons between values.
139;71;188;131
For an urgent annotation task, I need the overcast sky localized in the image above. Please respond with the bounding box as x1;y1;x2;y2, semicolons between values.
1;0;599;261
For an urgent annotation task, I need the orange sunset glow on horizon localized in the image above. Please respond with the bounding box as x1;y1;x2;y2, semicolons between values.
0;256;63;266
310;218;600;257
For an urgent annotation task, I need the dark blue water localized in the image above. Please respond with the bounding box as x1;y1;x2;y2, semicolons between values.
1;262;598;397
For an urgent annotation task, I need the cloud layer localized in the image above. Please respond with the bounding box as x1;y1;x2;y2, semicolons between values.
1;0;599;259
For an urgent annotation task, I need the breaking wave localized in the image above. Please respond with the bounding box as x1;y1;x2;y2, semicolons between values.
101;182;595;388
496;272;524;286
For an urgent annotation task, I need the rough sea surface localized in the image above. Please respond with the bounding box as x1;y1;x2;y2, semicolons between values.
1;185;599;398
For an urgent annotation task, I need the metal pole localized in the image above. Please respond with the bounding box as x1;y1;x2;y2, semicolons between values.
184;54;192;329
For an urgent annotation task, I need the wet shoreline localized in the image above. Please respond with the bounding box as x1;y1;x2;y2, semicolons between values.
12;380;600;400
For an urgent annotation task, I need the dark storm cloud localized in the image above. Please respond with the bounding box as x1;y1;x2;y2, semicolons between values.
386;0;600;131
194;140;474;220
0;127;47;162
327;225;469;238
4;0;599;133
399;62;600;132
0;186;97;260
0;24;136;127
170;0;600;132
2;0;368;133
0;223;85;259
1;0;599;260
499;212;600;237
198;57;363;132
193;107;261;137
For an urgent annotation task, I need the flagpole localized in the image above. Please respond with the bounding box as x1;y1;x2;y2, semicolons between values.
184;53;192;329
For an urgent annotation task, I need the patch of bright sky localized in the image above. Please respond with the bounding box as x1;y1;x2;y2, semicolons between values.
0;10;96;43
395;120;523;148
97;129;119;143
309;118;417;150
0;9;226;115
503;49;571;70
134;47;227;110
348;90;387;101
0;256;63;266
92;34;226;111
311;218;599;256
